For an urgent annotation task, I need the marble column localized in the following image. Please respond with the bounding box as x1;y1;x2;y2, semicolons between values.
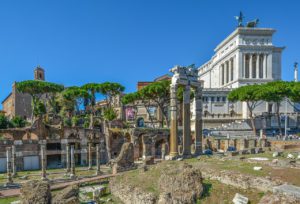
66;144;70;173
41;145;47;180
249;54;253;78
256;54;260;79
243;54;246;78
169;84;178;157
6;147;13;184
263;54;267;78
228;60;231;82
88;142;93;170
96;144;101;175
221;64;224;85
194;86;203;155
70;145;76;179
182;85;191;157
11;145;17;177
225;62;228;84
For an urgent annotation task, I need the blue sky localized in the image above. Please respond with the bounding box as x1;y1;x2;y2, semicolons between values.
0;0;299;107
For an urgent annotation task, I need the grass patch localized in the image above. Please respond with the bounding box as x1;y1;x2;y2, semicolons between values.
0;196;19;204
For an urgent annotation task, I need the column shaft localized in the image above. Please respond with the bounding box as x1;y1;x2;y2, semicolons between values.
66;144;70;173
6;147;13;184
41;145;47;180
228;60;232;82
11;145;17;177
263;54;267;78
96;144;100;175
70;145;76;178
256;54;260;79
88;143;92;170
194;86;203;155
182;86;191;156
169;84;178;157
243;54;246;78
250;54;253;78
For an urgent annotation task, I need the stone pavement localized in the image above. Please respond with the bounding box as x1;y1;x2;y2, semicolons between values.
0;174;116;198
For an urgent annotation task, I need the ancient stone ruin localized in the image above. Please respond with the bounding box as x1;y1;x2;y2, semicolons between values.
169;65;203;158
112;142;136;174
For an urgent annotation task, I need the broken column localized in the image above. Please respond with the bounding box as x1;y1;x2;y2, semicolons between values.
96;144;101;175
11;145;17;177
6;147;13;185
88;142;93;170
183;85;192;157
41;144;47;180
169;84;178;158
66;143;70;174
194;86;203;155
70;145;76;179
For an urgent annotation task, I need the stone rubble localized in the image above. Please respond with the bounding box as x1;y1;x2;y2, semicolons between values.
20;180;51;204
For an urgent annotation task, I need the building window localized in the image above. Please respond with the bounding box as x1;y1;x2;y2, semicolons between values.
211;97;215;102
222;97;226;102
216;97;220;102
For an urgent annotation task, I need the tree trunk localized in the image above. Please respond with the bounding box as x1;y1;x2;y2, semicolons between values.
247;102;256;136
104;121;112;161
276;102;283;137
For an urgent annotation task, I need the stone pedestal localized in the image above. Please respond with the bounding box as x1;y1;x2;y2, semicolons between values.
88;143;93;170
6;147;13;185
70;145;76;179
41;145;47;180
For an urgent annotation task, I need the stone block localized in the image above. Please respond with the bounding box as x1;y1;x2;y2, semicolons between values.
232;193;249;204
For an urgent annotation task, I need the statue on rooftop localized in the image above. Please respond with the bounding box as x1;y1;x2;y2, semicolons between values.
234;11;244;27
246;19;259;28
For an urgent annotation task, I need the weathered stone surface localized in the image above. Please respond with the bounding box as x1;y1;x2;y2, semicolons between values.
157;192;173;204
200;167;282;192
273;184;300;199
258;193;299;204
52;185;79;204
110;178;157;204
158;163;203;203
20;180;51;204
112;142;136;174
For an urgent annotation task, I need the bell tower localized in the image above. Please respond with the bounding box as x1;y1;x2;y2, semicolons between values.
34;66;45;81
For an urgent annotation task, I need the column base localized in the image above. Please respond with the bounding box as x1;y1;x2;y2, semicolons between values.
167;152;179;160
69;174;77;179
